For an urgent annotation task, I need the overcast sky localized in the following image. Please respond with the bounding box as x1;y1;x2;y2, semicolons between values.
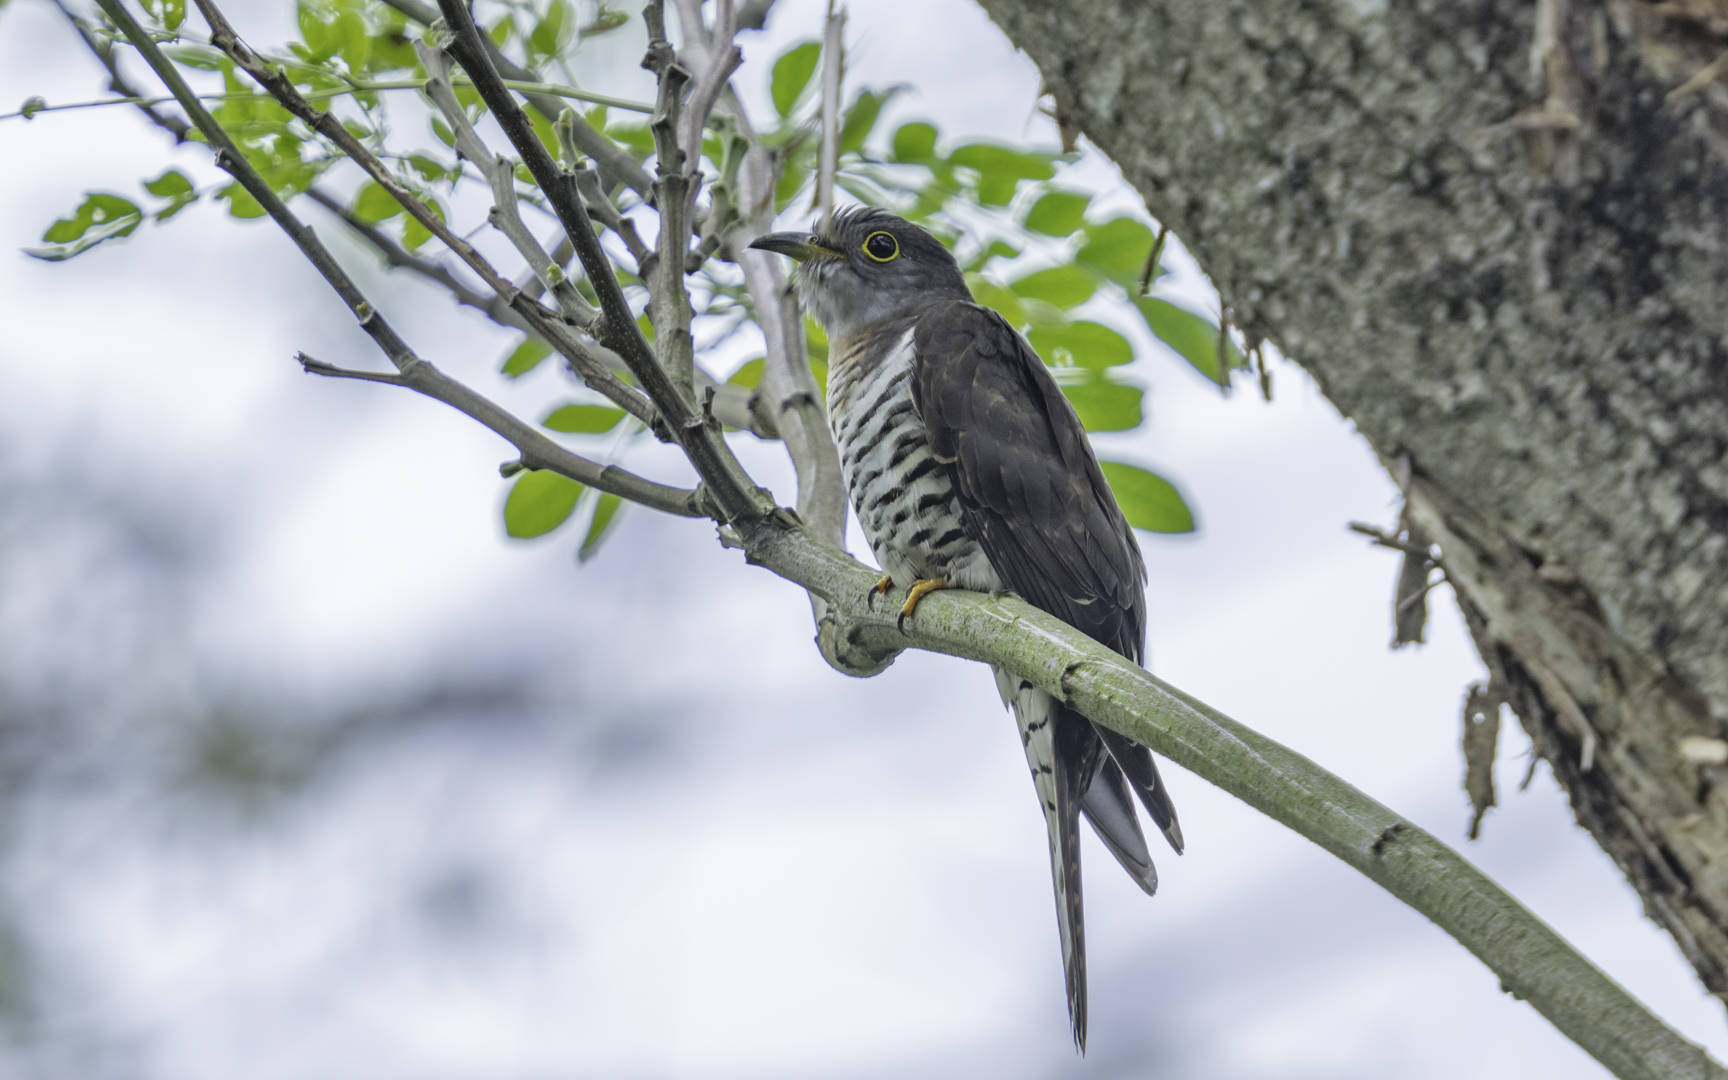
1;0;1724;1077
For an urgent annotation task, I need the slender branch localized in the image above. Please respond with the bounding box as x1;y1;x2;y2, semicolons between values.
723;104;847;547
437;0;766;523
308;178;768;438
677;0;741;168
51;0;191;140
642;5;697;401
298;355;707;517
0;77;655;124
302;186;524;327
415;42;596;325
374;0;656;200
571;162;652;266
814;2;845;229
736;515;1728;1080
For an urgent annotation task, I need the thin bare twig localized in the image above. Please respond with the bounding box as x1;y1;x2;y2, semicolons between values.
815;2;845;230
1666;46;1728;105
436;0;765;523
415;42;596;324
303;186;525;326
1138;222;1169;297
298;354;706;517
1348;520;1438;558
53;0;192;141
642;6;698;401
677;0;741;168
374;0;655;200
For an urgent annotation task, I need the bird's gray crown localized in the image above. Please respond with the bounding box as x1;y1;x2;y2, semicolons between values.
749;207;971;342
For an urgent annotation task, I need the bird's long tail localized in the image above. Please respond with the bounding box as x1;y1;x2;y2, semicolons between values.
995;667;1175;1051
991;671;1113;1050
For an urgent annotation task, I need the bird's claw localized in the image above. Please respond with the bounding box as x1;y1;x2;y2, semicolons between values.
865;575;893;610
896;577;948;634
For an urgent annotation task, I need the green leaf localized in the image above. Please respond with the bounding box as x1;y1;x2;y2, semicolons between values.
142;169;193;198
961;239;1019;273
143;168;198;220
401;196;445;251
727;356;827;400
41;193;141;243
950;143;1055;206
504;470;583;539
578;492;623;562
840;88;898;155
1098;461;1194;533
27;192;144;260
163;43;228;70
368;29;418;72
965;273;1026;329
1136;297;1241;382
770;41;820;117
727;357;766;389
542;404;625;433
1076;217;1155;285
580;10;627;36
1028;321;1133;370
1057;372;1143;432
502;336;554;377
217;182;266;219
335;9;370;70
892;121;937;162
431;116;455;147
528;107;560;158
1011;264;1097;309
352;180;403;223
407;155;449;183
1023;190;1090;237
297;1;336;60
530;0;572;58
143;0;185;31
20;96;48;119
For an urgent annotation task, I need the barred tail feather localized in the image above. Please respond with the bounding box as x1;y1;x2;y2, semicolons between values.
996;667;1092;1051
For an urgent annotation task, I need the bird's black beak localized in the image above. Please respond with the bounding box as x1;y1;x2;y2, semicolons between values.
749;231;842;262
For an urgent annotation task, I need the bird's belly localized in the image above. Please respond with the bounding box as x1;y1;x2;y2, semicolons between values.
828;333;998;592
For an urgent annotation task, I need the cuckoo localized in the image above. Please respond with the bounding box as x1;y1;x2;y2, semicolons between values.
752;207;1183;1050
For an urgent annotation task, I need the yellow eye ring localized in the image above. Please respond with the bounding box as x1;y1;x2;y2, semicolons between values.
862;230;899;262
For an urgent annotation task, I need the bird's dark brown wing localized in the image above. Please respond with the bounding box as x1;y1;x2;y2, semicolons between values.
913;300;1183;855
911;300;1147;662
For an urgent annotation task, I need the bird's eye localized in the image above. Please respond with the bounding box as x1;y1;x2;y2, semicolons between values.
862;231;899;262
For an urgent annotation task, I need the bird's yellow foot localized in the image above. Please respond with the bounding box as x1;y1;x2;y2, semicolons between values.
897;577;949;633
866;575;894;610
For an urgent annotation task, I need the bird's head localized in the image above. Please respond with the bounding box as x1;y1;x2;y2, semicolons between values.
749;207;969;341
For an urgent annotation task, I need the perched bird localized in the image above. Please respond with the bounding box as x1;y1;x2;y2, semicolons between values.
751;208;1182;1050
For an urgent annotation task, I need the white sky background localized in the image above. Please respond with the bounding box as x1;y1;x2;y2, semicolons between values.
0;0;1723;1077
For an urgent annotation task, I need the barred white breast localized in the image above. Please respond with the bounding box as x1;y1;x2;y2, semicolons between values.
826;318;998;595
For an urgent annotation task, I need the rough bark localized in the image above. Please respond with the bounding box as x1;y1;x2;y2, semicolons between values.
975;0;1728;1003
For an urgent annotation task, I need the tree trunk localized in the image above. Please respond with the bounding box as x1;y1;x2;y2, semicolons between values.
975;0;1728;1002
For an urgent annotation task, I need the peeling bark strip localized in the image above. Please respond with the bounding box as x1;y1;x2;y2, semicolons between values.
975;0;1728;1002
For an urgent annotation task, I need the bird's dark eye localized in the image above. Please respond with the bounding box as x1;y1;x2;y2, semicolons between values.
862;231;899;263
